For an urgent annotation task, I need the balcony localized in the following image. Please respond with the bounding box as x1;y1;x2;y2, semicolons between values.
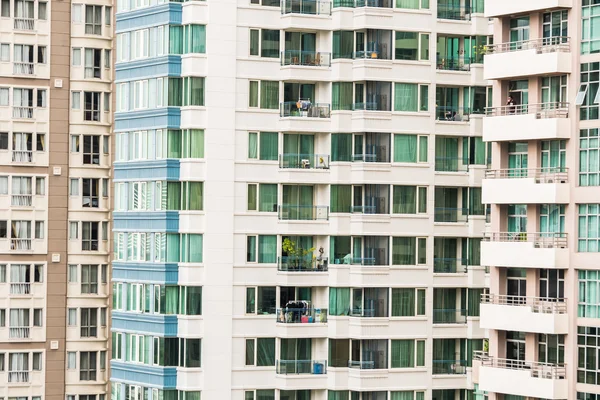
276;307;328;324
433;360;467;375
9;327;30;339
281;0;332;15
483;102;570;142
14;18;35;30
481;232;568;269
482;168;569;204
281;51;331;67
279;154;330;169
437;56;476;72
433;308;467;324
434;207;468;223
14;62;35;76
485;0;573;18
12;107;34;120
434;258;468;274
475;354;567;399
484;38;571;80
480;294;568;334
276;360;327;375
278;256;328;272
437;4;471;20
280;101;330;119
11;194;33;207
278;205;329;221
354;0;392;8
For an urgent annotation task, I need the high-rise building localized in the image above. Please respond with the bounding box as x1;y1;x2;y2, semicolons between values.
110;0;492;399
0;0;113;400
473;2;598;400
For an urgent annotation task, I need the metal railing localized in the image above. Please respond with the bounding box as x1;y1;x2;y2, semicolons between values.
9;327;30;339
484;232;568;248
12;151;33;163
11;239;32;251
437;5;471;20
349;257;376;266
276;359;327;375
436;56;475;71
353;49;392;60
14;62;34;75
432;360;467;375
276;307;328;323
13;107;34;119
486;37;570;55
434;258;468;273
348;360;378;369
481;294;567;314
11;194;33;207
353;101;390;111
14;18;34;30
434;207;468;223
475;353;566;380
350;307;382;317
8;371;29;383
436;106;470;121
281;50;331;67
278;256;329;271
485;167;568;183
435;157;468;172
278;205;329;220
433;308;467;324
10;283;31;295
351;205;380;214
354;0;392;7
280;101;331;118
485;102;569;118
279;153;330;169
281;0;332;15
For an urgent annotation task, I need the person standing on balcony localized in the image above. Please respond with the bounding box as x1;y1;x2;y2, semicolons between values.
506;96;516;115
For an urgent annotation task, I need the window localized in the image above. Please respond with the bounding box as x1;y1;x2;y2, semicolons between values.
248;80;279;109
247;183;277;212
34;221;43;239
394;134;428;163
1;0;9;17
68;265;77;283
332;82;353;111
85;5;102;35
579;204;600;252
248;131;278;160
37;46;46;64
179;286;202;316
38;1;47;19
80;308;97;337
245;338;275;366
83;92;100;121
1;43;10;62
81;265;98;294
104;49;111;68
246;235;276;263
392;186;427;214
72;91;81;109
246;286;275;314
0;132;7;149
33;308;42;326
394;83;429;112
391;339;426;368
249;28;279;58
182;77;204;106
36;134;45;151
0;220;6;238
183;24;206;54
80;351;97;380
105;6;111;25
391;288;426;316
179;338;201;368
394;0;429;9
84;48;101;79
580;129;600;186
67;308;77;326
83;135;100;164
583;2;600;54
395;32;429;61
392;237;427;265
580;63;600;120
81;221;99;251
37;89;46;107
0;87;8;106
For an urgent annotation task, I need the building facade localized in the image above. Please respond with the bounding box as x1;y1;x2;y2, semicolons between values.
473;1;600;400
0;0;113;400
110;0;492;399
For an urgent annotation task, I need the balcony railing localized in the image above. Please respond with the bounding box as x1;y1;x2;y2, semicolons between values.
278;256;329;271
484;232;568;249
10;283;31;295
353;48;391;60
12;151;33;163
281;50;331;67
434;258;468;273
276;359;327;375
281;0;332;15
433;308;467;324
485;167;568;183
437;5;471;20
11;194;33;207
434;207;468;223
437;56;475;71
14;62;34;75
349;257;376;266
9;327;30;339
11;239;32;251
485;102;569;118
279;153;330;169
348;360;379;369
14;18;34;30
475;353;567;380
353;101;390;111
436;106;470;121
280;101;331;118
355;0;392;7
13;107;34;119
278;205;329;220
481;294;567;314
435;157;468;172
433;360;467;375
486;37;570;55
8;371;29;383
277;307;328;323
351;205;379;214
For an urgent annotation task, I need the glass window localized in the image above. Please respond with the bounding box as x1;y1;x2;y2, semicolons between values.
579;270;600;317
579;204;600;252
332;82;353;111
580;128;600;186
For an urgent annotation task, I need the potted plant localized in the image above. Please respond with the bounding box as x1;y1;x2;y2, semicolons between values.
282;238;315;270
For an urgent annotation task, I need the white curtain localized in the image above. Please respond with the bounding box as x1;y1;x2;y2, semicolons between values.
0;177;7;194
10;309;29;328
9;353;29;383
84;49;94;78
10;265;28;284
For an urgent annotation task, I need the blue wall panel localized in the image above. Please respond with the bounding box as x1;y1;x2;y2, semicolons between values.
116;56;182;81
116;3;182;32
112;262;179;284
111;361;177;388
113;211;180;231
114;159;180;180
114;107;181;131
112;312;178;336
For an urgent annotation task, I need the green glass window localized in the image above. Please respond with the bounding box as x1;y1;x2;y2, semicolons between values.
579;204;600;252
167;78;182;106
582;2;600;54
333;31;354;59
392;288;414;316
392;186;416;214
169;26;183;54
259;132;278;160
183;24;206;54
329;287;351;316
260;81;279;109
331;133;352;161
257;338;275;366
258;184;277;212
391;340;416;368
181;234;203;262
183;77;204;106
248;132;258;159
250;29;259;56
332;82;353;111
179;286;202;316
247;236;257;262
579;270;600;317
394;83;418;111
246;287;256;313
330;185;352;213
261;29;280;58
247;184;257;210
182;129;204;158
249;81;259;107
258;235;277;263
396;0;428;9
577;326;600;385
393;134;417;162
245;339;255;365
580;128;600;186
392;237;416;264
580;62;600;120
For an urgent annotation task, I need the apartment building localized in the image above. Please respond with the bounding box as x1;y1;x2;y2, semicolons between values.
472;1;600;400
0;0;112;399
111;0;491;399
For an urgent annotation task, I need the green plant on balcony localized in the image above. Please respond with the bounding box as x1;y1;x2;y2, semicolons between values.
472;44;488;63
282;238;315;270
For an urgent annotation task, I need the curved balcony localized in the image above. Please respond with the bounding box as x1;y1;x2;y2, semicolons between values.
277;256;329;272
279;154;330;169
277;205;329;221
485;0;573;18
481;232;568;269
281;51;331;67
480;294;567;334
276;307;328;324
483;168;569;204
484;37;571;80
276;359;327;375
483;102;570;142
281;0;332;15
475;353;567;399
